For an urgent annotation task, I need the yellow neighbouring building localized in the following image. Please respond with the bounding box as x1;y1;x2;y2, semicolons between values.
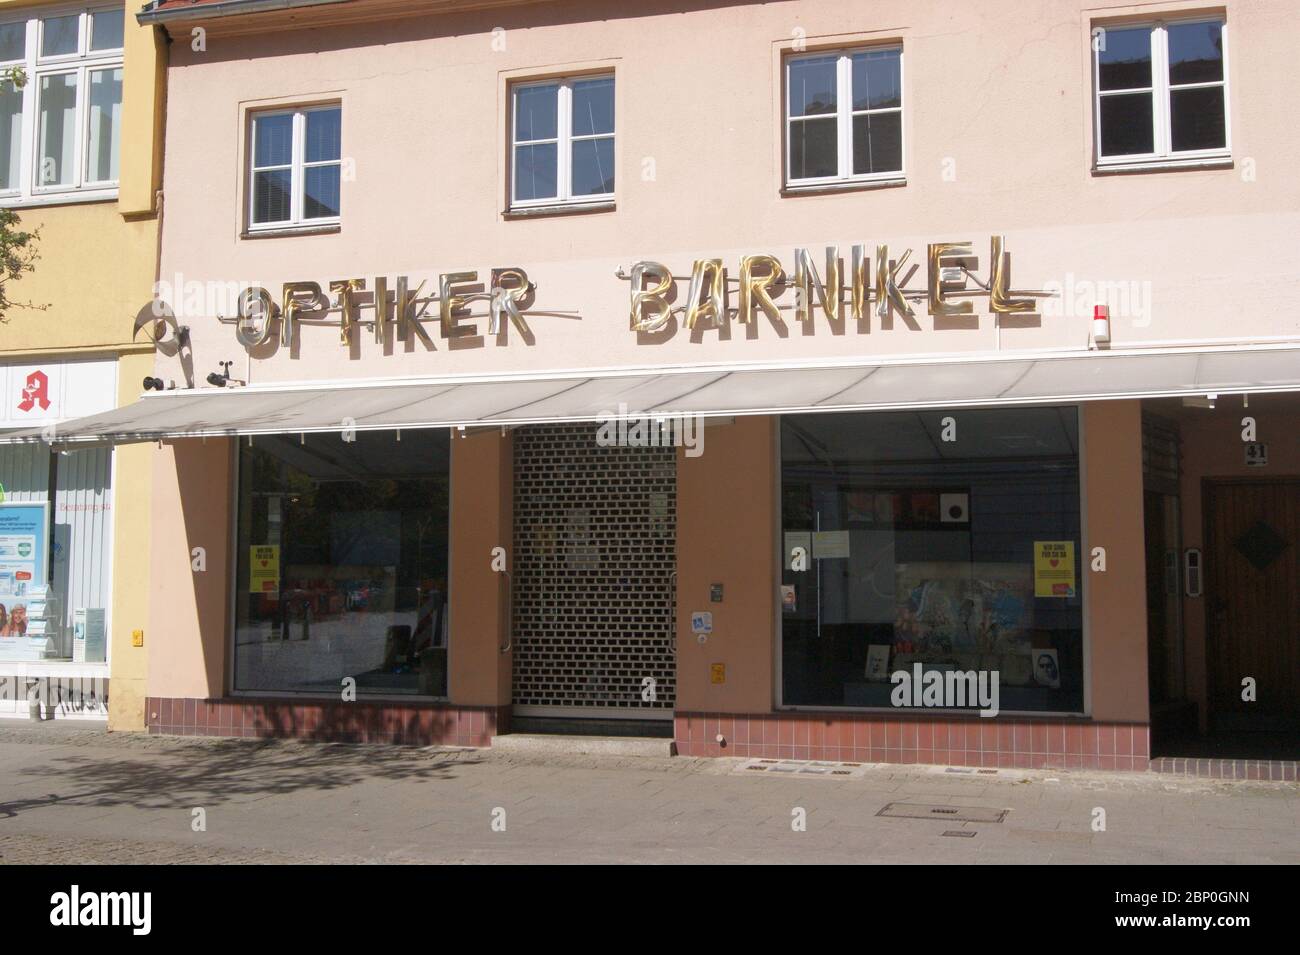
0;0;163;730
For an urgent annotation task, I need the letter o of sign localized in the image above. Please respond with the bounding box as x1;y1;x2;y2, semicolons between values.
236;287;278;348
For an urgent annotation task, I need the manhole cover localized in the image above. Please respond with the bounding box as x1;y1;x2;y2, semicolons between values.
877;802;1009;823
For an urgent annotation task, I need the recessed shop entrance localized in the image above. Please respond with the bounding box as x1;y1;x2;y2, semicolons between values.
510;423;677;722
1143;394;1300;762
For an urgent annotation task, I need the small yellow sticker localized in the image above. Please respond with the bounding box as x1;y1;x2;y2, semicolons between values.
1033;540;1076;598
250;544;280;594
710;663;726;684
131;629;144;647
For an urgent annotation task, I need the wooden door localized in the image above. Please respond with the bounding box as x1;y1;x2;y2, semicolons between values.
1204;481;1300;726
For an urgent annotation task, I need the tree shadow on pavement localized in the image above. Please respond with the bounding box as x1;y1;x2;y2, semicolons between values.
0;735;483;820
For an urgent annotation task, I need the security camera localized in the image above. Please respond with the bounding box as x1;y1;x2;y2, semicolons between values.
142;376;165;391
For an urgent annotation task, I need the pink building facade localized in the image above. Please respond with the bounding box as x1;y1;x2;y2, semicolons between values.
26;0;1298;776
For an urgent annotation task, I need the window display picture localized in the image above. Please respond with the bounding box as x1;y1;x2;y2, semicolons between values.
780;406;1084;713
233;429;451;699
894;562;1033;655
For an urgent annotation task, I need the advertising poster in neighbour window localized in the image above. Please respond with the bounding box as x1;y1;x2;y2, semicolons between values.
0;502;48;602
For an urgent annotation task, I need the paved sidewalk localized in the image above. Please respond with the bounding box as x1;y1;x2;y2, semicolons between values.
0;723;1295;864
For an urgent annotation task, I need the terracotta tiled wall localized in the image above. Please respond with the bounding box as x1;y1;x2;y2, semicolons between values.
675;713;1151;771
146;697;506;747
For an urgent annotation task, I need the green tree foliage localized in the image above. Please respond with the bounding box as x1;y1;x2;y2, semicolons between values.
0;206;40;324
0;65;40;324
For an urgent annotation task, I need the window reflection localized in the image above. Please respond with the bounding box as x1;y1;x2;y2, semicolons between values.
234;430;451;699
780;408;1085;713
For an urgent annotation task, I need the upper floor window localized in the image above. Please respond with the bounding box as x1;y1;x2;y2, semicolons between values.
248;105;341;231
510;75;614;209
1094;18;1229;166
785;46;903;188
0;7;124;204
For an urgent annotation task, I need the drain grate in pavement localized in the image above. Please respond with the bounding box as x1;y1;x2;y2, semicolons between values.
942;830;977;838
736;758;869;778
877;802;1009;823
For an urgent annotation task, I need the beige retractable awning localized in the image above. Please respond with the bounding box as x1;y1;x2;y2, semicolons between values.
4;343;1298;445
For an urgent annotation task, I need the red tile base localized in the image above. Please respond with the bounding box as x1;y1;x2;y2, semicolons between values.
675;712;1151;771
145;697;505;747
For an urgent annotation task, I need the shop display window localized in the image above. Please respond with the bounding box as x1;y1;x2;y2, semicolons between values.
0;444;112;665
780;407;1085;713
233;430;450;698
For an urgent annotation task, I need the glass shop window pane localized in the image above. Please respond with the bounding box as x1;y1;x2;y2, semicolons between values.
86;67;123;183
305;107;341;162
572;77;614;136
303;163;340;218
252;113;293;168
0;22;25;62
1096;26;1151;90
514;83;558;142
513;141;557;201
571;136;613;196
0;80;22;191
788;56;837;117
789;116;837;179
1170;85;1225;152
90;9;125;51
780;407;1085;714
851;48;901;110
852;111;902;174
233;430;452;699
41;15;79;58
49;447;114;663
0;444;52;663
37;73;78;187
1167;20;1223;86
1099;91;1154;156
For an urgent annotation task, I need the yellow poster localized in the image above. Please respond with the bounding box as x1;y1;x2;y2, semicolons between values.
1033;541;1076;598
250;545;280;594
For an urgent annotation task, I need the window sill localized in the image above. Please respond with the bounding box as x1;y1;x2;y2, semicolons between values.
1093;155;1232;175
0;660;109;677
503;200;615;220
0;191;118;209
241;223;341;240
777;703;1088;719
782;177;906;197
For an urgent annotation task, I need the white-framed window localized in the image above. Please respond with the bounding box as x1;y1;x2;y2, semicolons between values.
0;5;124;204
510;74;614;209
247;105;342;231
785;45;903;188
1093;17;1229;166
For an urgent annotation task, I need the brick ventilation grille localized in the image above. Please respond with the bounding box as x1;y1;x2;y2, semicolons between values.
512;423;677;712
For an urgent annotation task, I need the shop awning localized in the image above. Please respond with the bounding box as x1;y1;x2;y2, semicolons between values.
4;343;1298;446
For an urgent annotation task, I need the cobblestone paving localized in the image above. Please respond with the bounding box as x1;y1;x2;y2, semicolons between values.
0;723;1295;864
